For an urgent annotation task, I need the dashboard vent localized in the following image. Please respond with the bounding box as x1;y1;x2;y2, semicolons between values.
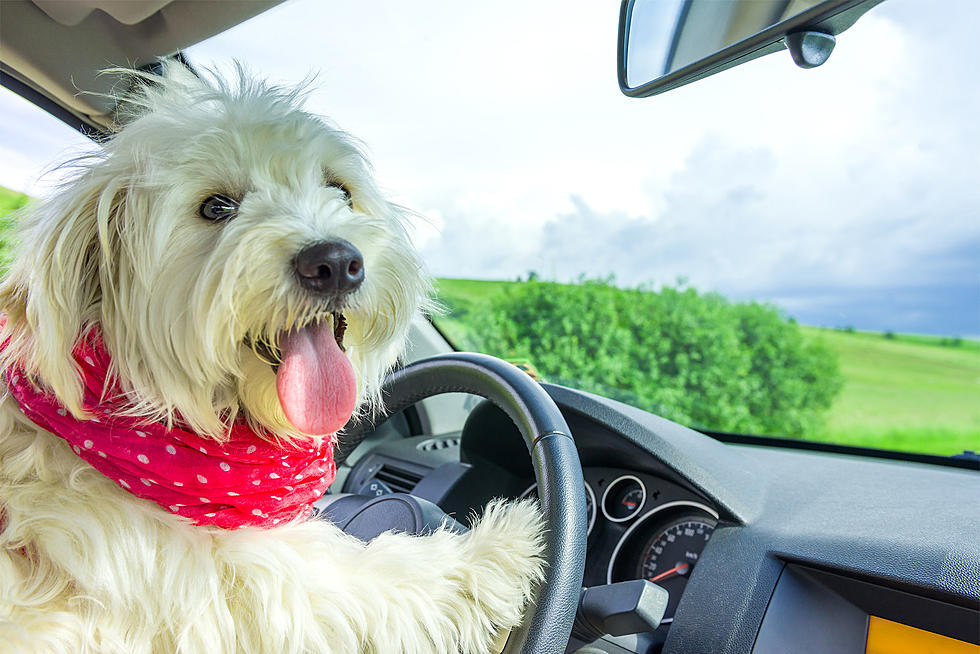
417;437;461;452
374;464;424;494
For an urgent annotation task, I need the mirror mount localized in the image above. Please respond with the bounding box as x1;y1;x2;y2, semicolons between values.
784;31;836;69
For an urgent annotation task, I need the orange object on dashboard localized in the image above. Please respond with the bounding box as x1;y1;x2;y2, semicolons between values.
866;616;979;654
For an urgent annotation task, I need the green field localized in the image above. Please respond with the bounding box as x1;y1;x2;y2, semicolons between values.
0;185;30;215
0;185;30;266
434;278;980;457
799;327;979;455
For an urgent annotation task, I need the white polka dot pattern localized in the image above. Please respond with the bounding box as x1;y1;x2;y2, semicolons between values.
2;323;339;530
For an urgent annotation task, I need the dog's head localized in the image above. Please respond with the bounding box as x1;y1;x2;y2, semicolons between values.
0;62;430;440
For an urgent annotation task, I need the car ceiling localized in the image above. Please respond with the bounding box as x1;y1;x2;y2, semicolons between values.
0;0;285;130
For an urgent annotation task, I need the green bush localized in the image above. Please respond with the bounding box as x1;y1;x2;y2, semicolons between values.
463;278;842;437
0;187;843;438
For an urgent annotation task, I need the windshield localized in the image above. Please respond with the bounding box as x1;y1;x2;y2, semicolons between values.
2;0;976;457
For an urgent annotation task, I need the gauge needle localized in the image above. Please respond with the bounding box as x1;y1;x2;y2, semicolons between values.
649;563;689;582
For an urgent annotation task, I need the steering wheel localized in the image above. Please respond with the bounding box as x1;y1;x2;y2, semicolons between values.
337;352;588;654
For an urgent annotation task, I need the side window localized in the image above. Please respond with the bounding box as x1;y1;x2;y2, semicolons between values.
0;86;93;269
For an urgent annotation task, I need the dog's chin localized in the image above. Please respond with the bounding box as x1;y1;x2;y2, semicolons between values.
237;351;298;438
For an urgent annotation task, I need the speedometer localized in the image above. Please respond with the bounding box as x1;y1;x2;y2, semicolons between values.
636;515;716;621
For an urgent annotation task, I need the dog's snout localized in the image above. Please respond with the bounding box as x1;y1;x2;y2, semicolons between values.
294;240;364;295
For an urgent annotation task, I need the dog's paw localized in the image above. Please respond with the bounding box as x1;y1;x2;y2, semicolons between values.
461;498;546;632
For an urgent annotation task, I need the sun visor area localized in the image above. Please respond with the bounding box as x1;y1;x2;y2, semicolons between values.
32;0;173;26
0;0;284;129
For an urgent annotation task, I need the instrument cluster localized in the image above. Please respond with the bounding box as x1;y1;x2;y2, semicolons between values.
522;466;719;624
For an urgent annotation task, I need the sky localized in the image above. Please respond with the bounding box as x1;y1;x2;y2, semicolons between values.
1;0;977;336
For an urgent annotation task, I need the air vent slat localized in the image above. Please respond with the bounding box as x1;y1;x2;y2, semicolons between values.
374;464;423;494
417;437;461;452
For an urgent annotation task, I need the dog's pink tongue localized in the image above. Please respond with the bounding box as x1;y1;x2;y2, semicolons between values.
276;323;356;435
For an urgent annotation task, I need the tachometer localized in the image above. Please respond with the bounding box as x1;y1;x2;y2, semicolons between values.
636;515;716;621
601;475;646;522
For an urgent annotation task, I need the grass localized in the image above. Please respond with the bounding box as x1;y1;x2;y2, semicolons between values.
0;185;30;217
0;185;30;267
800;327;979;456
435;278;980;457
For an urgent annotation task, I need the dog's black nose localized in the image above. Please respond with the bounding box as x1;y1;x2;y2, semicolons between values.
294;240;364;295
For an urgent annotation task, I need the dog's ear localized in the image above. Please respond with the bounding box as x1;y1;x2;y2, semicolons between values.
0;62;196;414
0;165;127;416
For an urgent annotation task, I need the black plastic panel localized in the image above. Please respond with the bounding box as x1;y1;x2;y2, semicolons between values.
753;564;980;652
752;566;867;654
794;565;980;645
541;384;763;524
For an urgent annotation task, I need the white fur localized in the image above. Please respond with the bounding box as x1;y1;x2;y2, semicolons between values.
0;63;545;653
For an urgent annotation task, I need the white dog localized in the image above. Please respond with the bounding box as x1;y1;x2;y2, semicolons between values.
0;62;544;654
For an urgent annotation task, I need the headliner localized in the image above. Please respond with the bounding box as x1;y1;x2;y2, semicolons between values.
0;0;284;131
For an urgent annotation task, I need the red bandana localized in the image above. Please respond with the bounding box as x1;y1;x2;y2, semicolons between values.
2;325;336;529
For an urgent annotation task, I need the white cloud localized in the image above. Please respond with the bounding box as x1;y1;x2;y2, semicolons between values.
2;0;976;333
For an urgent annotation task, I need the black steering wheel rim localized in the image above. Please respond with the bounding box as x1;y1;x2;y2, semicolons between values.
338;352;588;654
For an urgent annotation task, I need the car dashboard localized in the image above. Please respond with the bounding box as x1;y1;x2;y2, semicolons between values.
330;382;980;654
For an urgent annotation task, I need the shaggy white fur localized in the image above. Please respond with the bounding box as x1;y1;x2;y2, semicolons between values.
0;63;545;653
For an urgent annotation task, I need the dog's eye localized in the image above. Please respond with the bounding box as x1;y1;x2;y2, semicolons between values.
199;194;240;222
326;182;352;208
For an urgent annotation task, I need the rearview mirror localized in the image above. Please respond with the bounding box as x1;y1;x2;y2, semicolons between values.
618;0;885;98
